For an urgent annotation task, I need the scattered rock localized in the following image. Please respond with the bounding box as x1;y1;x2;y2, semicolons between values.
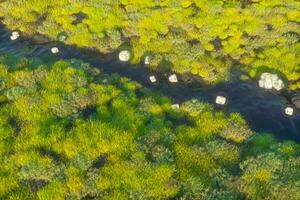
285;107;294;116
149;75;157;83
119;50;130;62
216;96;227;105
10;31;20;40
51;47;59;54
258;72;284;91
168;74;178;83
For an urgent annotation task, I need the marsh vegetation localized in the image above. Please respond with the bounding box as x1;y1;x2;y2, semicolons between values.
0;0;299;89
0;54;299;199
0;0;299;199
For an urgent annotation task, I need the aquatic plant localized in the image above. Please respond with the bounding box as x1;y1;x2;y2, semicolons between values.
0;54;299;199
0;0;299;89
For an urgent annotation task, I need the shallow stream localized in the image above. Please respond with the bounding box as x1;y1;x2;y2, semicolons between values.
0;25;299;141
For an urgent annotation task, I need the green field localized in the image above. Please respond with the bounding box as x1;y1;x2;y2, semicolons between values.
0;54;299;199
0;0;299;89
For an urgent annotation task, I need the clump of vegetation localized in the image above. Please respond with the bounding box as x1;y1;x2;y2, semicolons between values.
0;0;299;89
0;54;299;199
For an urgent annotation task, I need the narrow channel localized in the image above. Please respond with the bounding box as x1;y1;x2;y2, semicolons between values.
0;24;299;141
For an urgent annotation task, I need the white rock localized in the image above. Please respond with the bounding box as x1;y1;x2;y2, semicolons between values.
10;31;20;40
258;80;264;88
168;74;178;83
258;73;284;91
285;107;294;116
51;47;59;54
265;78;273;89
260;73;267;79
273;79;284;91
119;50;130;62
171;104;180;110
144;56;150;65
149;76;157;83
216;96;227;105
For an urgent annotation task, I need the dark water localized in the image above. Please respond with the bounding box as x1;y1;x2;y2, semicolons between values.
0;25;299;142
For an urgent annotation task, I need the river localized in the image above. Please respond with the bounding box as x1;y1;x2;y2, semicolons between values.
0;24;299;142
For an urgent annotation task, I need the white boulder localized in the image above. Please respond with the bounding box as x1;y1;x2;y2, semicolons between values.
149;76;157;83
259;73;284;91
10;31;20;40
273;79;284;91
168;74;178;83
144;56;150;65
216;96;227;105
285;107;294;116
51;47;59;54
119;50;130;62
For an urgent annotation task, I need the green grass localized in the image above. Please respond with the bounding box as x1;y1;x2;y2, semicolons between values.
0;54;299;199
0;0;299;89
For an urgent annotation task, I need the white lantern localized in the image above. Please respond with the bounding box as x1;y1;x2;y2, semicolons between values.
171;104;180;110
119;50;130;62
168;74;178;83
149;76;157;83
285;107;294;116
144;56;150;65
51;47;59;54
216;96;227;105
10;31;20;40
